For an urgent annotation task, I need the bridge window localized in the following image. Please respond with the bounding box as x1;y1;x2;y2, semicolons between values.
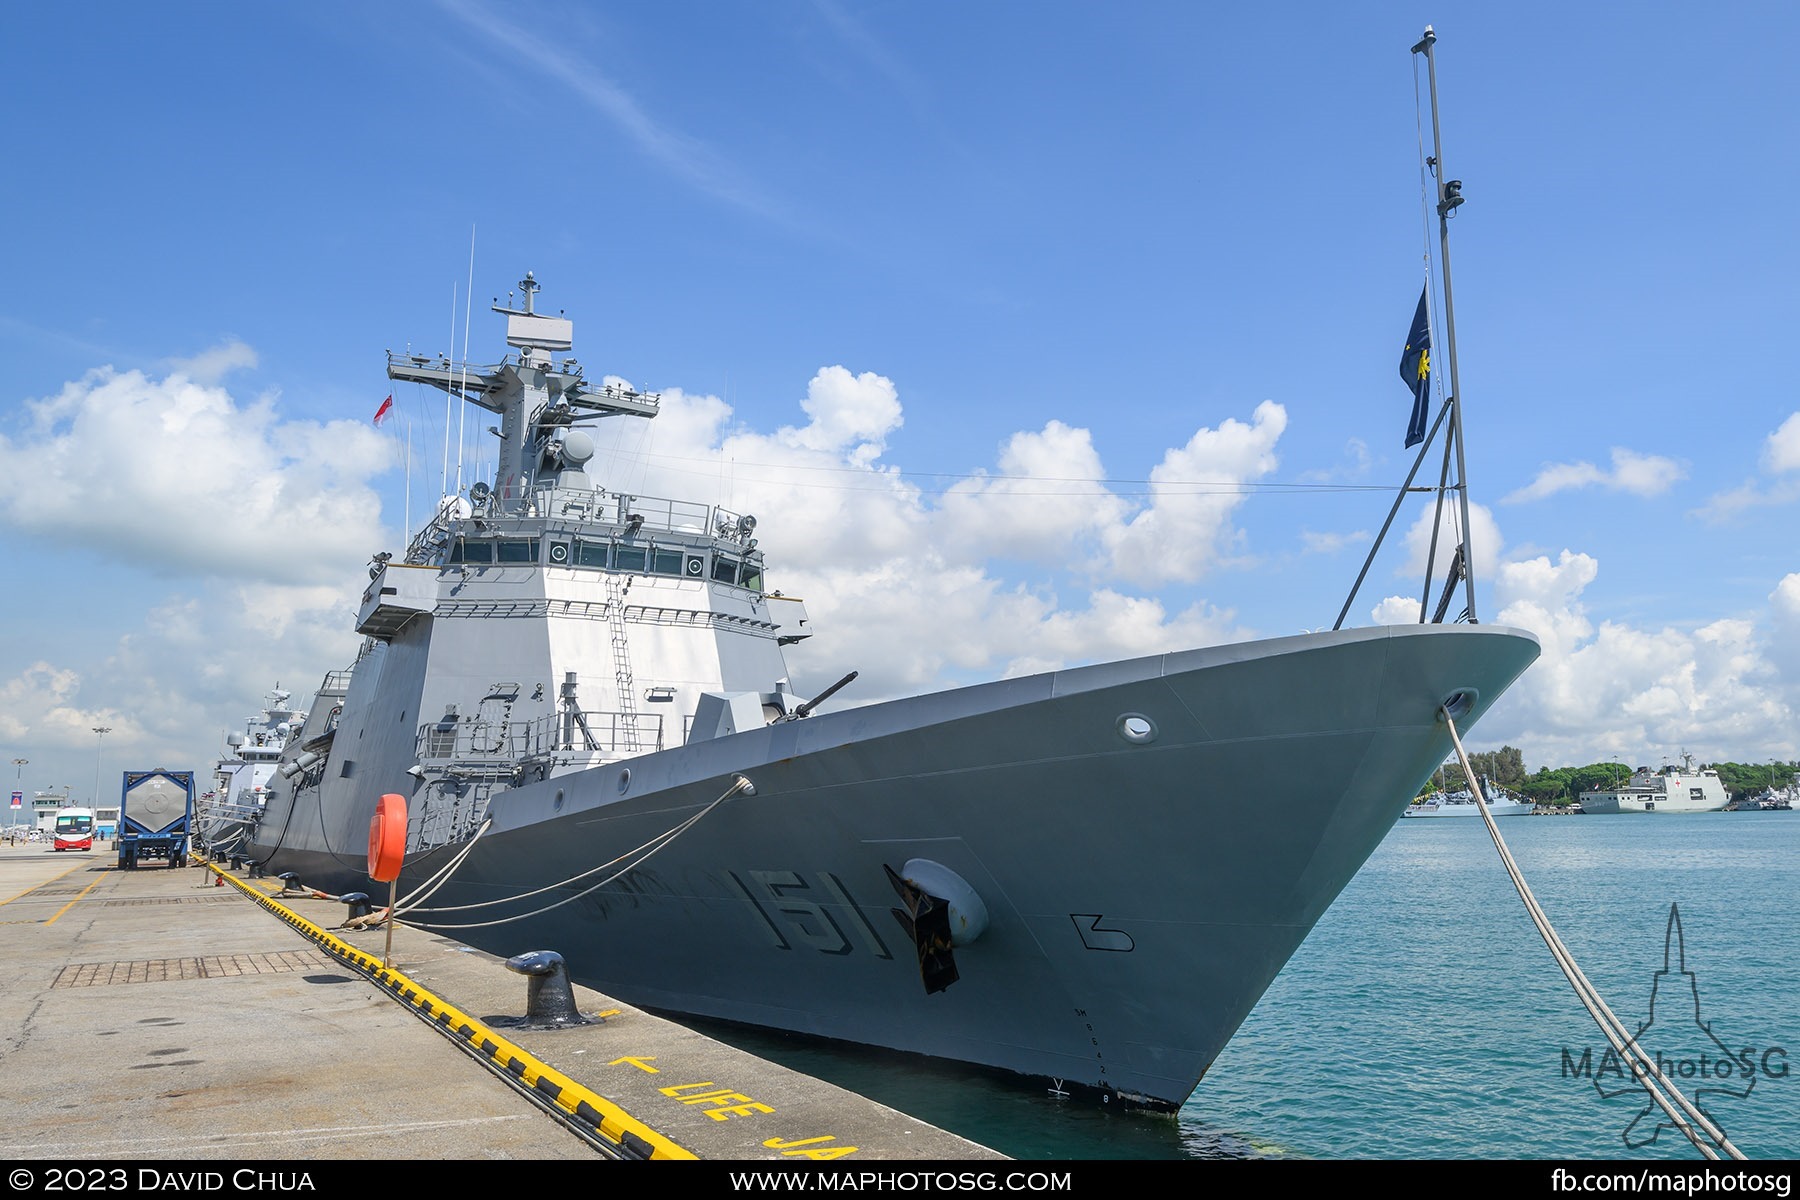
575;540;609;568
712;555;739;583
740;563;764;593
615;545;648;572
652;547;684;576
498;538;539;564
449;539;493;564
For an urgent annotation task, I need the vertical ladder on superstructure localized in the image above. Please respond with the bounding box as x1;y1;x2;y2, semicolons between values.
605;575;642;752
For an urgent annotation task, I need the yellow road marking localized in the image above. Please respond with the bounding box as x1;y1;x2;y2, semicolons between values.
203;861;697;1160
45;867;116;925
1;859;103;909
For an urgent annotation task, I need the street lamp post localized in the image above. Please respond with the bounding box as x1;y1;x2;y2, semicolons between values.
8;758;24;838
91;727;112;809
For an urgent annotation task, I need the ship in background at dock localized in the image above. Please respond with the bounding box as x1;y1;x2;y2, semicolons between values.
244;265;1537;1111
1578;755;1730;814
197;688;304;856
1401;784;1533;817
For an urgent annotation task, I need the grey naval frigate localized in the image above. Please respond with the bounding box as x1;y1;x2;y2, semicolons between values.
246;272;1539;1111
197;687;304;857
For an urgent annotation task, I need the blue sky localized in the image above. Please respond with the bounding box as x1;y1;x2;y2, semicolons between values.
3;2;1798;808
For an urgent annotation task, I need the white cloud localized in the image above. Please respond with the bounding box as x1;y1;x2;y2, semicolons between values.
937;420;1130;568
1765;413;1800;474
1493;551;1599;661
1300;528;1369;555
166;340;258;385
0;582;362;799
789;365;902;458
1466;552;1795;768
1504;447;1685;503
587;372;1281;699
1695;478;1800;522
1368;595;1419;625
0;364;393;584
1100;400;1287;585
1400;499;1503;588
0;357;391;799
1768;573;1800;682
1363;547;1799;769
1696;411;1800;522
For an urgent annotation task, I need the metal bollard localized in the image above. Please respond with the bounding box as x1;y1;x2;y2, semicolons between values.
276;871;301;894
229;854;246;870
503;950;596;1028
340;892;373;921
248;861;263;878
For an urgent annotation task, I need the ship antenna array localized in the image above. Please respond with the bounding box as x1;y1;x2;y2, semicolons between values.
1334;26;1480;631
456;226;477;499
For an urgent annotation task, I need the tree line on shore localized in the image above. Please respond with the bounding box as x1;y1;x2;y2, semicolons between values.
1419;746;1799;806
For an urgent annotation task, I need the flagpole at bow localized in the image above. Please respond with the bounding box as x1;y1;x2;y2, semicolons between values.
1333;25;1479;631
1417;24;1479;625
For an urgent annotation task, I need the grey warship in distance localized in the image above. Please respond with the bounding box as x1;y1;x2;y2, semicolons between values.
197;687;304;857
246;266;1539;1109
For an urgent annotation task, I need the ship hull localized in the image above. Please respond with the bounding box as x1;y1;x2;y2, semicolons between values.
1574;794;1726;814
249;623;1537;1109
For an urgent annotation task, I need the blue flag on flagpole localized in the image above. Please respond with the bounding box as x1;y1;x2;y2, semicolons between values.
1400;286;1432;448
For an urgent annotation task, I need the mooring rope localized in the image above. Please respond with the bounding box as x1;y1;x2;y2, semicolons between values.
387;816;496;916
397;775;754;930
1441;710;1746;1161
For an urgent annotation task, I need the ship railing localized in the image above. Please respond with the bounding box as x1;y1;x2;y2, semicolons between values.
610;494;754;544
413;710;664;765
405;499;462;564
500;487;754;548
200;800;262;823
534;709;664;756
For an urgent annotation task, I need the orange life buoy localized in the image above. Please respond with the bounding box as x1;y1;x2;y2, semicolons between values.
368;792;407;882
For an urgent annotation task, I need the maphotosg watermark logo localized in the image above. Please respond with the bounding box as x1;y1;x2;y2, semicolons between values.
1560;903;1787;1149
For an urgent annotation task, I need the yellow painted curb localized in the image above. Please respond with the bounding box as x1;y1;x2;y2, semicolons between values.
198;858;696;1160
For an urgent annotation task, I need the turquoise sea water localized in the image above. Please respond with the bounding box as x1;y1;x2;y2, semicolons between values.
685;812;1800;1161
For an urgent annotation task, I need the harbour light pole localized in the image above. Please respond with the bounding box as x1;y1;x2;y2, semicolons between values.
92;727;112;808
9;758;23;837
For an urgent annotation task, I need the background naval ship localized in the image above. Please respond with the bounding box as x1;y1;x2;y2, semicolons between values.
1577;754;1731;814
197;687;305;857
245;272;1539;1110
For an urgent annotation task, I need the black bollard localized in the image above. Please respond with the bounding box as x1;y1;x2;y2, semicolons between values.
276;871;301;893
230;854;246;870
340;892;373;921
503;950;596;1028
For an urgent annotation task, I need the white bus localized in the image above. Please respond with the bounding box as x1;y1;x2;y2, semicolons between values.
53;807;97;851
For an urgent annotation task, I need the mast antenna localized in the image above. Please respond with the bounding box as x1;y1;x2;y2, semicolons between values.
455;226;477;498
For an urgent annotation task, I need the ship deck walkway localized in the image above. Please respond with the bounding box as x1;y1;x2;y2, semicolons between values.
0;841;1004;1163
